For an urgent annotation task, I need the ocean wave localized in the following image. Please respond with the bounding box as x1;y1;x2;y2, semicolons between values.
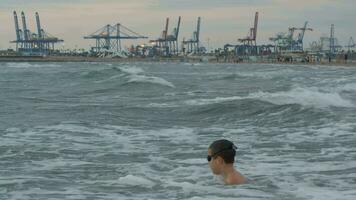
80;67;119;79
239;69;297;79
338;83;356;92
116;65;144;75
117;175;156;188
81;64;143;76
4;62;60;68
251;87;355;108
146;103;178;108
185;96;243;106
81;65;175;88
209;73;247;81
93;74;125;83
117;65;175;88
184;87;354;108
126;74;175;88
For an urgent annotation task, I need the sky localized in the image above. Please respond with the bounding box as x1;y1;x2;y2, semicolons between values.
0;0;355;50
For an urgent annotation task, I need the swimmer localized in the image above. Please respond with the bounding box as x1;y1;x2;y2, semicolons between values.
207;139;246;185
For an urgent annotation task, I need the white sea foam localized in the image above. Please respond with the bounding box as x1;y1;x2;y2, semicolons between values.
146;102;177;108
184;87;355;108
118;65;144;74
293;182;356;200
188;197;264;200
250;87;355;108
176;158;207;165
124;127;197;146
185;96;243;106
110;65;176;87
5;62;60;68
30;158;93;171
2;121;355;200
117;175;156;188
94;74;125;83
6;187;87;200
127;74;175;88
339;83;356;92
237;69;297;79
2;61;356;200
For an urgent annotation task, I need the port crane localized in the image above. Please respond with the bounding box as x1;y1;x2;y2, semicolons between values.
11;11;63;55
270;21;312;52
84;23;147;56
150;17;181;56
182;17;202;54
345;37;355;52
238;12;259;55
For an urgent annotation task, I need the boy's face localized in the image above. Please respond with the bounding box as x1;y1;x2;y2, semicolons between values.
208;148;222;175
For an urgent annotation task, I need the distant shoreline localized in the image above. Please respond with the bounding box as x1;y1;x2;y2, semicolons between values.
1;55;355;67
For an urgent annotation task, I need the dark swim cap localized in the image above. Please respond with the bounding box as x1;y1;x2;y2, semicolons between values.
209;139;237;164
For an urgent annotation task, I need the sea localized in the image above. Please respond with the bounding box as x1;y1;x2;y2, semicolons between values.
1;61;356;200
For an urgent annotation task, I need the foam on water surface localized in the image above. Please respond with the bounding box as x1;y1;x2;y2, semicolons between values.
1;62;356;200
250;87;355;108
127;74;176;88
117;175;156;188
117;65;145;74
3;62;61;68
182;86;354;108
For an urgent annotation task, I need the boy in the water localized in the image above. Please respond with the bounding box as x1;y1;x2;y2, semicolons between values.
207;139;246;185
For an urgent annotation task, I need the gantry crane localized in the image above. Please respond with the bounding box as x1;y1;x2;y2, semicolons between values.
150;17;181;56
84;23;147;57
270;21;312;52
11;11;63;55
182;17;202;54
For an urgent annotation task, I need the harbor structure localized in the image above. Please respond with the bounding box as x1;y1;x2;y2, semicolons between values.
84;23;147;57
2;10;355;63
309;24;343;54
182;17;203;55
270;21;312;53
11;11;63;55
149;17;181;56
346;37;355;52
237;12;259;55
222;12;272;62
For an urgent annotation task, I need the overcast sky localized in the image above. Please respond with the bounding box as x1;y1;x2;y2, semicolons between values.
0;0;355;50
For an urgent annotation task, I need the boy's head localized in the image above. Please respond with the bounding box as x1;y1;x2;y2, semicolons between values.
207;139;237;174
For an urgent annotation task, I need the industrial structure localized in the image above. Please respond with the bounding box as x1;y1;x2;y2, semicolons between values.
222;11;268;62
328;24;342;55
346;37;355;52
11;11;63;55
150;17;181;56
84;23;147;57
237;12;259;55
182;17;202;54
270;21;313;53
329;24;336;54
309;24;342;54
2;10;355;63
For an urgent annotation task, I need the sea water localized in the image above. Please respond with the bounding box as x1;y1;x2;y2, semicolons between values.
0;62;356;199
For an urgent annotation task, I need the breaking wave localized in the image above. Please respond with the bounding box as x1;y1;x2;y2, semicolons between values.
185;87;354;108
126;75;175;88
81;65;175;88
249;87;355;108
4;62;61;68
